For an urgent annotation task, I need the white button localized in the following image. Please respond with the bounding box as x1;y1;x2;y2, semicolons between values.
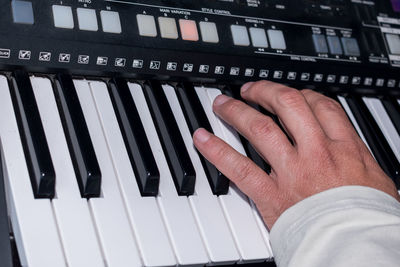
52;5;74;29
179;19;199;41
249;27;268;48
158;17;178;39
386;34;400;55
231;25;250;46
100;10;121;34
199;21;219;43
77;8;98;31
137;14;157;37
267;29;286;50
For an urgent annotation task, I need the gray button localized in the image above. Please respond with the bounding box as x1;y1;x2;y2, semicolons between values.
327;36;343;55
268;30;286;50
137;14;157;37
249;27;268;48
12;0;34;25
77;8;98;31
100;10;121;34
52;5;74;29
158;17;178;39
386;34;400;55
341;37;360;56
312;34;329;54
199;21;219;43
231;25;250;46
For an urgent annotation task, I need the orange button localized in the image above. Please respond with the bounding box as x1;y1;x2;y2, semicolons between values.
179;19;199;41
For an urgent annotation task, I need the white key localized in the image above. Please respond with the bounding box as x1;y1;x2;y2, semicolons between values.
195;86;271;262
206;88;273;259
0;75;66;267
162;84;240;264
31;77;104;267
363;97;400;162
74;80;142;267
338;96;373;154
129;83;208;266
87;80;176;267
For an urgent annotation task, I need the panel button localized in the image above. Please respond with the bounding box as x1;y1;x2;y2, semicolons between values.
77;8;98;31
341;37;360;56
136;14;157;37
100;10;121;34
312;34;329;54
199;21;219;43
158;17;178;39
231;25;250;46
11;0;34;25
179;19;199;41
249;27;268;48
386;34;400;55
267;29;286;50
327;36;343;55
52;5;74;29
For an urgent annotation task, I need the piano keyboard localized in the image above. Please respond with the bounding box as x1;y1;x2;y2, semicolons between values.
0;71;399;267
1;0;400;266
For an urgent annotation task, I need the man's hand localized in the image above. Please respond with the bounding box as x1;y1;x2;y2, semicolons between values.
193;81;400;228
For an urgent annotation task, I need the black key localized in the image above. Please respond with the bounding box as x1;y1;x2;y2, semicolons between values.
223;86;271;173
54;74;101;198
345;95;400;188
10;70;55;198
176;83;230;195
0;147;13;267
109;79;160;196
142;81;196;196
381;98;400;136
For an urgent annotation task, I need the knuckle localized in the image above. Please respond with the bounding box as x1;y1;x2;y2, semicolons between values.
276;88;305;107
247;80;273;95
315;98;342;113
248;116;276;138
223;99;243;115
234;159;256;184
208;139;230;159
301;89;314;96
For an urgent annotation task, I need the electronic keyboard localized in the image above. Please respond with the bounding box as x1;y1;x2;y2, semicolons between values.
0;0;399;266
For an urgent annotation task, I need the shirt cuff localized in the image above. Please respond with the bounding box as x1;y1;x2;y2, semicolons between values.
269;186;400;266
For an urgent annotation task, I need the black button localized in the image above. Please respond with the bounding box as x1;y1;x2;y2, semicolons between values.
176;83;230;195
108;79;160;196
142;81;196;196
54;74;101;198
10;70;55;198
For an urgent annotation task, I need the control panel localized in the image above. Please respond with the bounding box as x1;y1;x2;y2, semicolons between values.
0;0;400;93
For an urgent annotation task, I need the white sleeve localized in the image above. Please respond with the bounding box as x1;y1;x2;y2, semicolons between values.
269;186;400;267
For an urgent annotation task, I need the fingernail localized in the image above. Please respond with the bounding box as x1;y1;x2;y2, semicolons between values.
241;82;254;93
193;128;211;143
213;94;230;106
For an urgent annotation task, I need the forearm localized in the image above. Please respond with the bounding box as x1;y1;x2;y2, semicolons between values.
270;186;400;267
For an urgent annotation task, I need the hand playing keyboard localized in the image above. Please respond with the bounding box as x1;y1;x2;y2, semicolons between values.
193;80;400;228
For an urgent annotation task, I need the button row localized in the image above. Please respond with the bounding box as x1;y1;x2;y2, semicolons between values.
312;34;360;56
137;15;219;43
52;5;121;33
231;25;287;49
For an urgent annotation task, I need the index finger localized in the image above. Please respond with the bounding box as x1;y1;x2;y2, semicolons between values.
241;81;326;148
